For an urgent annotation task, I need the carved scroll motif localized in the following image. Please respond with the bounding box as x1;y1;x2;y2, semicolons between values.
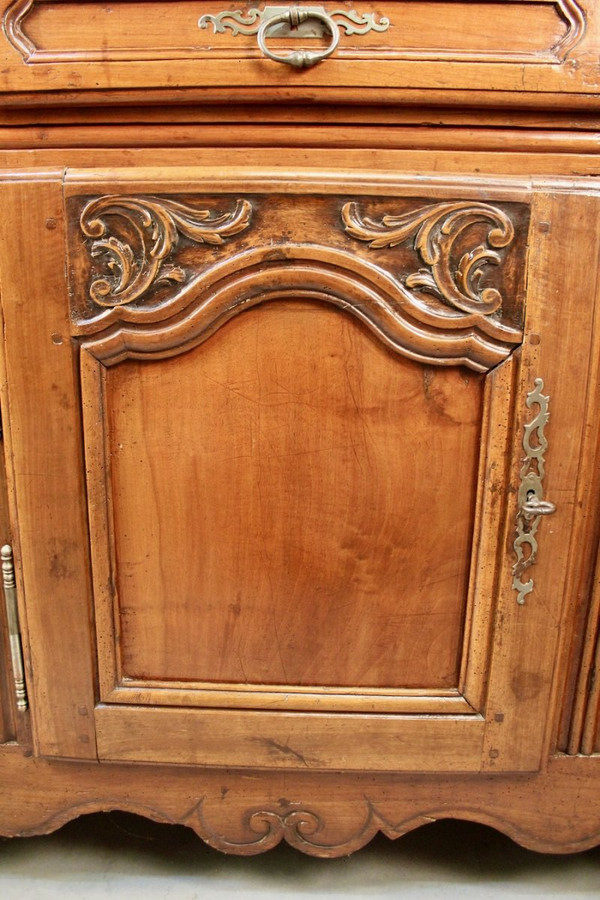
5;789;600;855
342;200;515;319
184;800;388;856
80;196;253;308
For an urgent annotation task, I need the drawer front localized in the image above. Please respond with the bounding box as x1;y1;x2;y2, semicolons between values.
0;0;598;101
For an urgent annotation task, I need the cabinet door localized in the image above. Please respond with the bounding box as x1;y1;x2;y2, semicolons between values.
0;167;596;772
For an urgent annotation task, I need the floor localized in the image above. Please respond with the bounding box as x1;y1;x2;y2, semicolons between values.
0;812;598;899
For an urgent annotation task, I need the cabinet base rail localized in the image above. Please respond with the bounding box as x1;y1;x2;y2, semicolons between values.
0;748;599;857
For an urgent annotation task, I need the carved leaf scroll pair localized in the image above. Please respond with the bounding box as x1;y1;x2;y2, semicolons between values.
79;194;521;371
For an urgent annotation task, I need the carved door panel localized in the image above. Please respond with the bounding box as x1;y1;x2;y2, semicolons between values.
0;168;597;773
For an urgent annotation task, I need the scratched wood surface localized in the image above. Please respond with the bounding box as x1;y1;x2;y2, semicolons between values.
0;156;596;776
66;171;528;739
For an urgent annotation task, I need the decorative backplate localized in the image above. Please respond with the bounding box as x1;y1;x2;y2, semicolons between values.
512;378;556;605
198;6;391;38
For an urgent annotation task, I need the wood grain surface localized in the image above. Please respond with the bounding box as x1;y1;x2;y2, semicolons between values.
1;0;600;857
0;0;597;101
105;302;482;691
1;747;600;856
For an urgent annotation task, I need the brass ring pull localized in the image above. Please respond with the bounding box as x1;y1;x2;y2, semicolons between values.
257;7;340;68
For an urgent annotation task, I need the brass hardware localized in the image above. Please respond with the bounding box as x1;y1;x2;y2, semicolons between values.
520;496;556;517
257;7;339;68
1;544;27;711
199;7;391;67
512;378;556;605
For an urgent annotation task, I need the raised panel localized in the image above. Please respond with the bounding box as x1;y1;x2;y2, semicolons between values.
72;174;529;729
98;301;484;691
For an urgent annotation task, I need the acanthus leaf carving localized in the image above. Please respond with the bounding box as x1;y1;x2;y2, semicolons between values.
76;241;525;373
80;195;253;308
341;200;515;318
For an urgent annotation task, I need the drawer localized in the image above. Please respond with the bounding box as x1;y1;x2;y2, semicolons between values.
0;0;598;103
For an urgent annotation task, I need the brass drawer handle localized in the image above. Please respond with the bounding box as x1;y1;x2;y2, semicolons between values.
257;7;339;68
199;7;391;64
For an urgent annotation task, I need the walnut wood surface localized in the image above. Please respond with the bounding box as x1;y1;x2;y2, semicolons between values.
557;277;600;756
0;161;594;779
3;124;600;152
2;105;600;130
15;0;571;61
0;0;597;102
3;145;600;179
0;154;599;806
105;304;481;690
0;174;98;758
63;171;528;768
1;748;600;857
0;0;600;858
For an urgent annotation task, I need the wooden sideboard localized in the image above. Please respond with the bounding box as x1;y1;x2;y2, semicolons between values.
1;0;600;857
